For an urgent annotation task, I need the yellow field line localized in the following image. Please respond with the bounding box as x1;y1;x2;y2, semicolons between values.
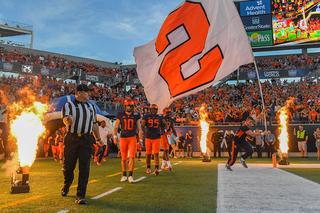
106;172;123;177
0;195;45;210
70;180;99;188
134;168;139;170
141;165;147;168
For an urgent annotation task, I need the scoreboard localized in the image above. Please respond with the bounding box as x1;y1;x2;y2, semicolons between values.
235;0;320;47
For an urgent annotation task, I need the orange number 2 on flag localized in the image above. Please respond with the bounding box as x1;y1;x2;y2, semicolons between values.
156;1;223;98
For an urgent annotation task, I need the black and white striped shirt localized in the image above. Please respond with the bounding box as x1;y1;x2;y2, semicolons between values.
62;99;97;134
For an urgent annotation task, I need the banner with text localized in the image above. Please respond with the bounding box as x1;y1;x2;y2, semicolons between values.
240;0;271;17
247;30;273;46
241;14;272;32
239;69;312;80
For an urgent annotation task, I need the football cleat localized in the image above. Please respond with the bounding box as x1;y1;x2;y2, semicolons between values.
239;159;248;168
155;169;160;176
225;163;233;171
120;176;127;182
138;158;141;161
97;162;101;166
167;166;172;172
103;158;106;162
146;168;151;174
117;152;121;158
54;158;57;162
94;157;97;162
161;166;168;170
128;176;135;183
60;160;63;164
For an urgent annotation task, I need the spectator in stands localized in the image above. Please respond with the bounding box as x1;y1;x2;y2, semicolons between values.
309;108;319;123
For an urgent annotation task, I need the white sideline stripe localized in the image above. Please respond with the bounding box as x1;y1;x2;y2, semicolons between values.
151;169;162;174
91;187;122;200
217;163;320;213
56;210;69;213
173;161;182;166
134;176;146;182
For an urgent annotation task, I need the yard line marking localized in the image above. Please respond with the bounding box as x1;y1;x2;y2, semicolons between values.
0;195;45;210
134;176;146;182
134;168;139;170
173;161;183;166
106;172;123;177
91;187;122;200
56;210;70;213
141;165;147;168
151;169;162;174
71;180;98;188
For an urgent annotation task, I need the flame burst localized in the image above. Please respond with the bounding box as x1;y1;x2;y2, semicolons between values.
278;107;289;154
199;106;209;153
10;101;48;167
278;98;294;154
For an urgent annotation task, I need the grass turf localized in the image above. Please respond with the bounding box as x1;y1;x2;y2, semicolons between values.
0;156;319;213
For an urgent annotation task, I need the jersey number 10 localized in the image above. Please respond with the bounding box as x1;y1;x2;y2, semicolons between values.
124;119;134;130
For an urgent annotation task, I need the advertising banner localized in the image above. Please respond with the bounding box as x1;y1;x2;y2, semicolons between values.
247;30;273;46
241;14;272;32
0;61;64;76
239;69;312;80
240;0;271;17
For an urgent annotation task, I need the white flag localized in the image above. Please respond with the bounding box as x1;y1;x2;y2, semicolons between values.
133;0;253;112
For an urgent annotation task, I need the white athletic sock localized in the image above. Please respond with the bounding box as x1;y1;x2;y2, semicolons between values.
162;160;166;167
167;160;171;167
240;158;244;162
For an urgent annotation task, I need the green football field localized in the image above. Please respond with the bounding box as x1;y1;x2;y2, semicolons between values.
0;156;319;213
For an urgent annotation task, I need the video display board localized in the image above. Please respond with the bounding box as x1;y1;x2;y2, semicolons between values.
271;0;320;45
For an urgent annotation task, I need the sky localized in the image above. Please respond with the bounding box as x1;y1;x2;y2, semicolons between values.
0;0;183;65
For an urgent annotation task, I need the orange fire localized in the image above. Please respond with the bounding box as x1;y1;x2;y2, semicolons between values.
278;98;294;154
278;107;289;154
199;106;209;153
10;101;48;167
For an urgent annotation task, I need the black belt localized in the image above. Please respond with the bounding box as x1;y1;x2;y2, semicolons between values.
68;132;92;137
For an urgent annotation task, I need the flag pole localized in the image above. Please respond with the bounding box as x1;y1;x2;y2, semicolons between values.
253;60;267;131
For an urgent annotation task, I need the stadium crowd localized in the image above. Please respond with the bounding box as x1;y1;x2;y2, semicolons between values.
1;72;320;125
0;49;137;77
239;54;320;72
1;48;320;125
1;48;320;75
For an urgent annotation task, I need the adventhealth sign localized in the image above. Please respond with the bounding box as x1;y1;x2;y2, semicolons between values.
240;0;271;16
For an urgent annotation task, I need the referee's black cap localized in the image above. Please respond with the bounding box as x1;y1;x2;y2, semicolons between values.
76;84;94;92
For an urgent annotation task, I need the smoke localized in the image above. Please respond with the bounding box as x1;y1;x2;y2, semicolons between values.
2;152;20;177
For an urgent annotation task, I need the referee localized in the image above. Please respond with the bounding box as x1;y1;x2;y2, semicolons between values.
61;84;101;204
